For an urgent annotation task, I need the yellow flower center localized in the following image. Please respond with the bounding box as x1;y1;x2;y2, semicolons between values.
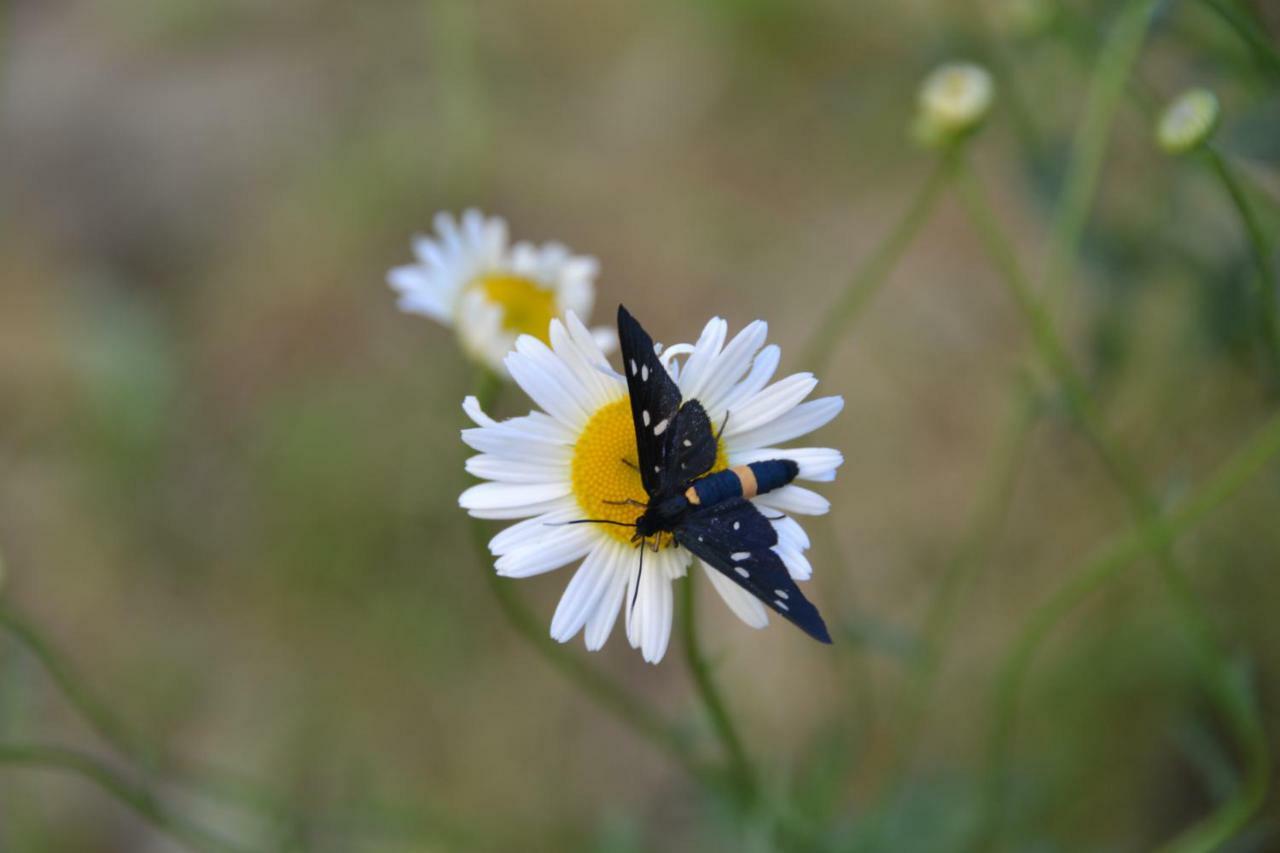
571;398;728;545
468;274;557;343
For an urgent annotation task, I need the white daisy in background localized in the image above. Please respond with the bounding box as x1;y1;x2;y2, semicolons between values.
459;311;843;663
388;209;612;373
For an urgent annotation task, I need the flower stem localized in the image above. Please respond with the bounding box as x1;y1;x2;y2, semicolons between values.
467;372;707;784
679;571;757;807
1200;0;1280;79
1204;147;1280;385
803;151;956;373
0;742;250;853
956;160;1271;850
1042;0;1159;304
975;406;1280;852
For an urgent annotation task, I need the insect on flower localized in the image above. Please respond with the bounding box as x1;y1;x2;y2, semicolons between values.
571;307;832;643
460;306;842;662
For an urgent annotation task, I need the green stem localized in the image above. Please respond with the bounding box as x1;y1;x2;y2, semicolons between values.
0;743;249;853
679;571;757;806
0;604;149;766
1205;147;1280;384
1201;0;1280;79
957;160;1270;850
803;152;955;372
1043;0;1159;303
976;407;1280;852
467;372;706;785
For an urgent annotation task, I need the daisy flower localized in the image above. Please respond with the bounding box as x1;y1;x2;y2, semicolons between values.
459;310;843;663
388;209;611;373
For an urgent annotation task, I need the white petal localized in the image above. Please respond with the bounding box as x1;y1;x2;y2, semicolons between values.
676;318;727;398
728;447;844;482
550;545;616;642
494;523;596;577
464;454;568;484
488;501;581;555
459;481;572;514
549;318;623;411
627;558;674;664
694;321;768;413
770;514;810;552
724;374;818;436
506;337;593;429
461;396;499;428
753;485;830;516
775;544;813;581
702;562;769;629
727;396;844;451
715;345;780;417
585;544;631;650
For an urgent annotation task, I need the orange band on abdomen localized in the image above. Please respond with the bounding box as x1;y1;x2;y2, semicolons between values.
732;465;758;499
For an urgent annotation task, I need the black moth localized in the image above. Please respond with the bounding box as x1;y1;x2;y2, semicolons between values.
607;305;831;644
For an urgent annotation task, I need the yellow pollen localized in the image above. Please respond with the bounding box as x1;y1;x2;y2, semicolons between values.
469;274;557;343
571;398;728;545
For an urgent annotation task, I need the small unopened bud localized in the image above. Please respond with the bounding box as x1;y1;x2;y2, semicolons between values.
914;62;994;147
1157;88;1219;155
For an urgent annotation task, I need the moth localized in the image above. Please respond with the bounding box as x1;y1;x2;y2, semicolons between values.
603;305;832;643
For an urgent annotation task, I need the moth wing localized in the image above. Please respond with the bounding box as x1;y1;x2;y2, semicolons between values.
618;305;684;497
657;399;718;494
675;498;831;643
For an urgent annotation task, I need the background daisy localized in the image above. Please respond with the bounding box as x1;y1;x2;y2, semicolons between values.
388;209;610;372
460;311;843;663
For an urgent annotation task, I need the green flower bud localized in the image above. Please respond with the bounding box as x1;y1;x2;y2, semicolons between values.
914;62;995;148
1157;88;1219;155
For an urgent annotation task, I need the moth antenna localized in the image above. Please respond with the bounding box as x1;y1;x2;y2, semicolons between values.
715;411;730;442
630;541;644;614
546;519;636;528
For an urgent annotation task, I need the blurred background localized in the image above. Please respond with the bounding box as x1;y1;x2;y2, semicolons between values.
3;1;1280;850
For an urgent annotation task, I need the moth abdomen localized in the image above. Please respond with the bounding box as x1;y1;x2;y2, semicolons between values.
685;458;798;506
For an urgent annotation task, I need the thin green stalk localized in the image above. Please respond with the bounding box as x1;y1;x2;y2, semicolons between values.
976;407;1280;851
957;161;1270;850
0;743;249;853
0;604;149;766
467;372;706;785
1201;0;1280;79
1205;147;1280;383
804;152;956;372
1043;0;1159;302
679;571;757;806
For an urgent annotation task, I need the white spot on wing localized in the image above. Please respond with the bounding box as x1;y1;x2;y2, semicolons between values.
642;410;650;427
641;364;649;382
774;589;789;599
733;521;740;531
775;600;789;611
683;439;692;447
734;566;749;578
731;551;750;562
653;418;669;436
630;359;637;376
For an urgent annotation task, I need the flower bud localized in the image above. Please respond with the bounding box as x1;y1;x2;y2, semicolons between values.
914;62;994;147
1157;88;1219;155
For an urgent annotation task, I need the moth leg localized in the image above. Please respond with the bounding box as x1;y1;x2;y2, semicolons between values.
620;457;639;471
603;498;647;507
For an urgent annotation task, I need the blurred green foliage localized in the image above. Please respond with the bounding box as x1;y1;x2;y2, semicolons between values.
2;0;1280;851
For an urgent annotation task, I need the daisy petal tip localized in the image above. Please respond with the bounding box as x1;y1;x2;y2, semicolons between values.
461;396;498;428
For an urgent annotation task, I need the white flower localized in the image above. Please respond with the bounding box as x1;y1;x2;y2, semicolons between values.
459;311;843;663
914;62;994;147
1157;88;1219;155
388;209;611;373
